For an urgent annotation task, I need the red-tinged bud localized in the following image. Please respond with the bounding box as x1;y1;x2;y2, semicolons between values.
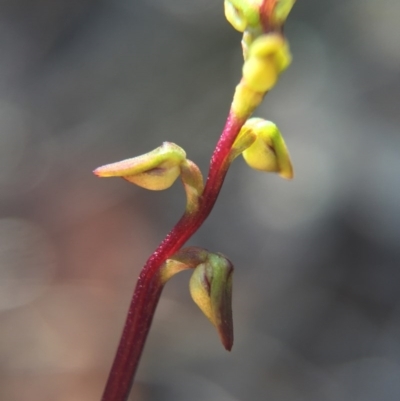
160;248;234;351
189;253;234;351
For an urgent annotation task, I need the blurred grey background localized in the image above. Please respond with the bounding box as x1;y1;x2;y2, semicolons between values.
0;0;399;400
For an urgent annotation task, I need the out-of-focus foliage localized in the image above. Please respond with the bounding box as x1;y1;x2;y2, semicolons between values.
0;1;399;400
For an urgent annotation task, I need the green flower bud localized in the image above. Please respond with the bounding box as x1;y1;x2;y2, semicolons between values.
224;0;296;33
242;33;291;93
160;248;234;351
94;142;186;191
233;117;293;179
189;253;234;351
224;0;262;32
249;33;291;73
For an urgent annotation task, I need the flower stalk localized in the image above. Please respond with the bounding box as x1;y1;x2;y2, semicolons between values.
100;112;246;401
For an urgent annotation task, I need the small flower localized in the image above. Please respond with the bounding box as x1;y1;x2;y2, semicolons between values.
224;0;261;32
161;248;234;351
233;117;293;179
189;253;234;351
93;142;186;191
242;33;291;93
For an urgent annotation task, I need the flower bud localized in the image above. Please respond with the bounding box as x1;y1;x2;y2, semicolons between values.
93;142;186;191
242;33;291;93
189;253;234;351
224;0;261;32
224;0;296;34
249;33;291;73
234;118;293;179
242;56;278;93
159;248;235;350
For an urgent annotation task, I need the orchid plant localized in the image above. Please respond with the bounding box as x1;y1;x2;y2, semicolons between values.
95;1;297;400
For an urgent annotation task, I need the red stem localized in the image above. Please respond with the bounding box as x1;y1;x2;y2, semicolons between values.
101;110;247;401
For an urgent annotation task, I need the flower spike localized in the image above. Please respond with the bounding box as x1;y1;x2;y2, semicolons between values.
98;2;298;400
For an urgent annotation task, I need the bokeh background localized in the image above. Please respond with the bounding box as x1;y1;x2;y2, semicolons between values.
1;0;399;400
